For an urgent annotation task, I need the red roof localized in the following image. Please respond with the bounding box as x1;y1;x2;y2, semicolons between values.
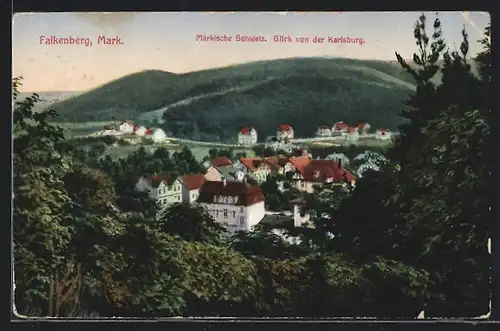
334;122;350;130
357;122;369;128
197;180;265;206
263;156;289;170
299;159;355;183
287;156;312;173
145;128;153;135
279;124;292;132
211;156;233;168
240;157;266;172
181;173;206;190
240;127;250;134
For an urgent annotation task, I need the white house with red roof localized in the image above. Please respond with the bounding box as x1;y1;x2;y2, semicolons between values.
276;124;294;141
118;120;136;133
343;127;360;144
332;121;350;133
375;128;392;140
237;127;258;146
180;173;206;203
356;122;371;135
316;125;332;137
290;159;355;193
197;179;266;232
135;126;154;137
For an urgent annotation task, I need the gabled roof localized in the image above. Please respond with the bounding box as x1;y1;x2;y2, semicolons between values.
278;124;293;132
299;159;355;183
181;173;206;190
318;125;330;130
140;173;179;188
197;180;265;206
334;122;350;130
287;156;312;173
240;157;265;172
211;156;233;168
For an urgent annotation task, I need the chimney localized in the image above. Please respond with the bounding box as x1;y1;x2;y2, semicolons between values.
222;178;227;187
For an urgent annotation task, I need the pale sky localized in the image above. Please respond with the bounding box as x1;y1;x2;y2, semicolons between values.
12;11;490;92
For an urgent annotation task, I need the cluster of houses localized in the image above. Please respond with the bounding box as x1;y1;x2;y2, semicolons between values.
135;154;356;231
237;122;392;148
90;120;169;143
316;121;392;142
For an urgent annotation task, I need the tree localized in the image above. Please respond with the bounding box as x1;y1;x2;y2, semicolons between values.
157;203;228;245
13;77;74;316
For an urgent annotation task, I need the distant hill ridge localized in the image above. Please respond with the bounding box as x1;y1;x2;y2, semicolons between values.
49;57;422;140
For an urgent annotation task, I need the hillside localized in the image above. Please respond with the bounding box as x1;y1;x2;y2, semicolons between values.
49;57;418;140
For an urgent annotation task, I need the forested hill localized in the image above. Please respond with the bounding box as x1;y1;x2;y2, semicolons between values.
49;57;418;139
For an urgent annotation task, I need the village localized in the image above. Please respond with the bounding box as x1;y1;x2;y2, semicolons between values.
75;118;394;234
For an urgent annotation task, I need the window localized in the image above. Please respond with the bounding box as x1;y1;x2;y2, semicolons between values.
223;209;228;218
240;207;244;213
177;195;180;200
232;211;236;218
158;188;163;195
239;216;244;226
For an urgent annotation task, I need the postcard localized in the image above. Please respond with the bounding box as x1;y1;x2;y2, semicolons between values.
12;11;491;319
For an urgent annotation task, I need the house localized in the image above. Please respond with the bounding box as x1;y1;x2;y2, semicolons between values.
316;125;332;137
211;156;233;168
342;127;360;144
375;128;392;140
197;179;266;232
135;173;183;206
265;136;282;150
290;159;355;193
118;120;136;133
332;121;350;133
217;165;247;182
180;173;206;203
356;122;371;135
204;166;223;182
150;128;168;143
238;127;258;146
239;157;273;183
283;156;312;176
276;124;294;141
135;126;153;136
291;198;310;227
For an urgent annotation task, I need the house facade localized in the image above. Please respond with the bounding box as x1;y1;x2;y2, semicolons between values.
237;127;258;146
180;174;206;203
119;121;136;133
197;179;266;232
150;128;167;143
135;174;183;206
343;127;360;144
316;125;332;137
276;124;294;141
204;166;223;181
376;128;392;140
135;126;153;136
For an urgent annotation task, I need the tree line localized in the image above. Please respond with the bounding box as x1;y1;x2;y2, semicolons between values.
13;14;490;318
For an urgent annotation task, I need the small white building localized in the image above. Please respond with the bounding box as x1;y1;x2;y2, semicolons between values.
375;128;392;140
135;126;153;137
342;127;359;144
197;179;265;232
276;124;294;141
316;125;332;137
238;127;258;146
118;121;136;134
150;128;168;143
180;173;206;203
291;199;310;227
